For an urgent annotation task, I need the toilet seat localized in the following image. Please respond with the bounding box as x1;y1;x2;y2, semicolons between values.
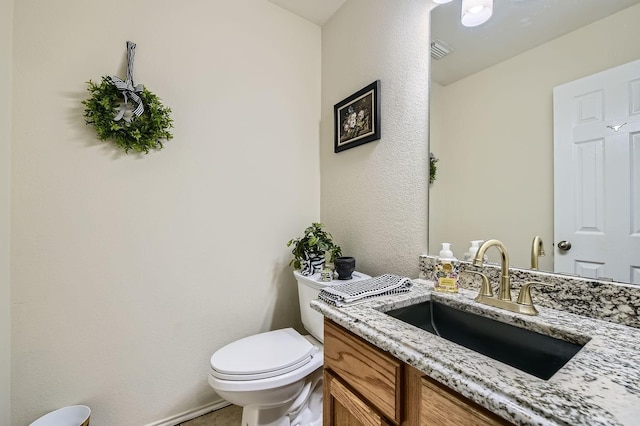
208;329;323;393
210;328;319;381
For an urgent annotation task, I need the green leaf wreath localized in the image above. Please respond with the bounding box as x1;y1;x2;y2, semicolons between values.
429;152;439;185
82;76;173;154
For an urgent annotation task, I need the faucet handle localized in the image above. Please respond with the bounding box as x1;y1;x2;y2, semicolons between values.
517;281;552;306
466;271;493;297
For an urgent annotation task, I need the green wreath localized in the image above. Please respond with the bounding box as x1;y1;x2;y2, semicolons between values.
429;152;439;185
82;42;173;154
83;77;173;154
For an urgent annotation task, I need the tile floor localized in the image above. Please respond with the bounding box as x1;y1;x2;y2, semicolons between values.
179;404;242;426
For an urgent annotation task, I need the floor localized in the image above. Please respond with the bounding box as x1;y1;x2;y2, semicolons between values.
180;405;242;426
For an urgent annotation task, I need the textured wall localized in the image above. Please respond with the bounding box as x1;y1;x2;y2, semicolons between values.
0;0;12;423
429;4;640;270
320;0;431;279
10;1;320;424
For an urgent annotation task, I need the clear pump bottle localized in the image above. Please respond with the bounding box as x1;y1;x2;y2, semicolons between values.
464;240;488;262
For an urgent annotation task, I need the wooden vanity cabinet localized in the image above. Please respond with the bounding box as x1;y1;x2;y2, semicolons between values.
323;318;512;426
323;319;402;424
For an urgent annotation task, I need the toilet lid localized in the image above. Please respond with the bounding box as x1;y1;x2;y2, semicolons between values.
210;328;318;381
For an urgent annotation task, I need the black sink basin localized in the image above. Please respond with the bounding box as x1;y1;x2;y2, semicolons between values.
384;300;585;380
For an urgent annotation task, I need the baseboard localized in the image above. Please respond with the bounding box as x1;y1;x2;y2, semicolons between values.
145;399;231;426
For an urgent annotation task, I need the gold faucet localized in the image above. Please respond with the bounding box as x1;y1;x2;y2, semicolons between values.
472;239;511;301
530;236;545;270
471;239;548;316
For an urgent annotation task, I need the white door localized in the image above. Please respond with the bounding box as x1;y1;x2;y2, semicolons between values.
554;59;640;284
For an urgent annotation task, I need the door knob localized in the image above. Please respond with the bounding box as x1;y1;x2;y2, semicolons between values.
557;240;572;251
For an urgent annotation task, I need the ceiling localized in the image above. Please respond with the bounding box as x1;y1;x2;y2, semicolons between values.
432;0;640;85
266;0;640;85
267;0;348;25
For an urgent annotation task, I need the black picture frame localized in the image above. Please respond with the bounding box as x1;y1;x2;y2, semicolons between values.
334;80;381;153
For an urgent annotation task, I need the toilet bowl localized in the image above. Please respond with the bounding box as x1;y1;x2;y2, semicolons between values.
208;270;370;426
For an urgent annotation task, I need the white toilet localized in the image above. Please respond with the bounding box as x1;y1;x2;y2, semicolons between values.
208;269;370;426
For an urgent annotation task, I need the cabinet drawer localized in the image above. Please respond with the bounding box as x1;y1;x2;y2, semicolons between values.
324;319;402;424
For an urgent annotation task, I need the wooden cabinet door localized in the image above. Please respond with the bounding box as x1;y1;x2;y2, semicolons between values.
419;376;512;426
324;319;402;423
324;369;391;426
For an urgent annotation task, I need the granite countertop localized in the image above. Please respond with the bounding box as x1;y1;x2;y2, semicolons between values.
311;279;640;426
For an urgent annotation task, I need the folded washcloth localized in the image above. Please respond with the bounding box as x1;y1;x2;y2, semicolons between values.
318;274;413;307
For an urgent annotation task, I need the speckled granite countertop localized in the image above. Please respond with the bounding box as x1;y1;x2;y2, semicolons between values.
311;279;640;426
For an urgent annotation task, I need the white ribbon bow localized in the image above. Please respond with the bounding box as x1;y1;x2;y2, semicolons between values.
109;41;145;122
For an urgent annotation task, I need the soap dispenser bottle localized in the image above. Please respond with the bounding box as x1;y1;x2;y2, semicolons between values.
434;243;460;293
464;240;487;262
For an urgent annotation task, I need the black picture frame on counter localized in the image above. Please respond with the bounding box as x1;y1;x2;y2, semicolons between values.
334;80;381;153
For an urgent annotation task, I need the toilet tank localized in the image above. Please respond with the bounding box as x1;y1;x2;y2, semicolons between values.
294;270;371;342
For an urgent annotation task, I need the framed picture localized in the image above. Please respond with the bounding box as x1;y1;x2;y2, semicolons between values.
334;80;381;153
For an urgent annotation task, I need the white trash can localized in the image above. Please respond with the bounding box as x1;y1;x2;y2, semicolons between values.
29;405;91;426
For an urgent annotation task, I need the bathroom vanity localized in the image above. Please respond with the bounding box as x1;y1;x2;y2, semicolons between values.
323;318;509;425
312;278;640;425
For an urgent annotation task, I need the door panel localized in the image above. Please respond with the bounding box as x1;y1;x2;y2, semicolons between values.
323;369;390;426
554;59;640;283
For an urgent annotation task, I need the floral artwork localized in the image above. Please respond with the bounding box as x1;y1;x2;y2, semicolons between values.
334;80;381;152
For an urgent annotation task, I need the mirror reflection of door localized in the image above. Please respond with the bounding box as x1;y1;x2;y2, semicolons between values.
554;59;640;283
429;1;640;282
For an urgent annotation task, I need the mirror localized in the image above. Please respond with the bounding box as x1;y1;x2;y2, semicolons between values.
428;0;640;283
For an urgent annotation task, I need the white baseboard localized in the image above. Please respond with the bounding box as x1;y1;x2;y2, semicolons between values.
145;399;231;426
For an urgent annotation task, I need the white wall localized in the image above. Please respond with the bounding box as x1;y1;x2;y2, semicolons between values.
429;4;640;269
320;0;431;278
0;0;12;423
10;1;320;424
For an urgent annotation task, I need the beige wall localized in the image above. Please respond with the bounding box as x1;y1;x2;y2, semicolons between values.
429;4;640;269
320;0;431;278
1;0;12;423
10;1;320;424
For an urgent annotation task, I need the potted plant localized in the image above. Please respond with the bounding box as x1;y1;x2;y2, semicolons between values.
287;223;342;276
